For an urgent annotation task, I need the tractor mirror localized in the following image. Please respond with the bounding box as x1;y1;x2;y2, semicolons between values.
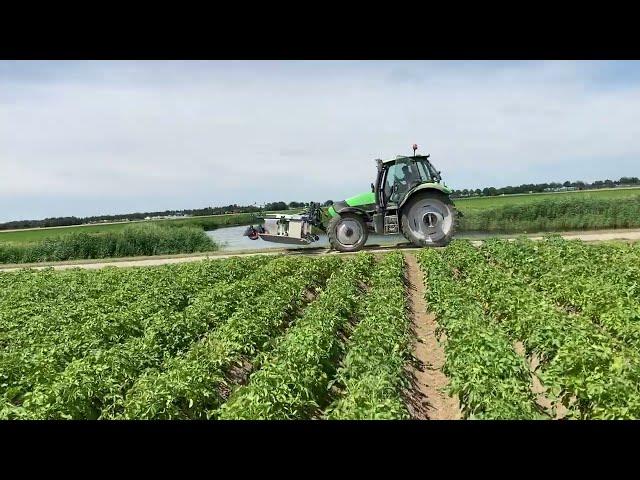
371;183;375;192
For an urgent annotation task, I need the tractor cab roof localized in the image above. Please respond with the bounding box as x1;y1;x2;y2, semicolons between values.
380;155;430;165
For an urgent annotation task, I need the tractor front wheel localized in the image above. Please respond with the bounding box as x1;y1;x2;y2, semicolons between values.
327;213;368;252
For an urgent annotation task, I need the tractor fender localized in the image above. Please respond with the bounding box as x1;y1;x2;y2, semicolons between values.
329;202;371;219
398;183;453;210
335;206;371;220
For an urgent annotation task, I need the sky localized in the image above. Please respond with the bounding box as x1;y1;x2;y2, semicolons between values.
2;60;640;222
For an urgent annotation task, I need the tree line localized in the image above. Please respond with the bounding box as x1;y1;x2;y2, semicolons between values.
450;176;640;198
5;174;639;230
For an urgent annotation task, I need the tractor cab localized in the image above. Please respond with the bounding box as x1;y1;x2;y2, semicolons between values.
377;154;443;209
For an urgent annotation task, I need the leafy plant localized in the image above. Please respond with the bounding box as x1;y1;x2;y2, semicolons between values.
218;253;374;420
325;252;411;420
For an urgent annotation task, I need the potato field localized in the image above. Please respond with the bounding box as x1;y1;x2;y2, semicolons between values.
1;237;639;420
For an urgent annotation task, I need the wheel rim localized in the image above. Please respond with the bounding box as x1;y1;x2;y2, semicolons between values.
405;198;453;243
335;218;364;247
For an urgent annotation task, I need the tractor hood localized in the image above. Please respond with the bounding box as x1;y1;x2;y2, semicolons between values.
327;191;375;218
345;191;375;207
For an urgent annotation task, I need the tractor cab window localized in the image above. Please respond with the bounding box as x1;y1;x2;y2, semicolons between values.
384;159;426;204
415;160;434;183
383;164;401;204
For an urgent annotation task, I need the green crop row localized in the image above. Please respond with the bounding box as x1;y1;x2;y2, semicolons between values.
324;252;411;420
0;213;260;244
119;255;342;419
0;256;268;418
10;257;297;420
218;253;374;420
442;240;640;419
2;254;420;420
5;237;638;420
484;237;640;350
417;248;543;419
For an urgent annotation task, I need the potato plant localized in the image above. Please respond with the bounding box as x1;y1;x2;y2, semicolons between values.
120;255;342;419
417;248;543;419
3;238;640;420
441;240;640;419
218;253;374;420
325;252;411;420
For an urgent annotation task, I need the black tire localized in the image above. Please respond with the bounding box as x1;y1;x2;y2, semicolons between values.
400;191;457;247
327;213;369;252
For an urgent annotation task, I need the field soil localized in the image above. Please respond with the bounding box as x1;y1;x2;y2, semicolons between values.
1;228;640;272
403;253;461;420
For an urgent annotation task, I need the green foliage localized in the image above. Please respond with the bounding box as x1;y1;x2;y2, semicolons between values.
12;258;273;419
0;256;267;418
0;223;217;264
3;238;640;420
168;213;258;230
120;255;342;419
325;252;411;420
442;239;640;419
459;195;640;233
417;248;543;419
484;237;640;349
218;253;374;420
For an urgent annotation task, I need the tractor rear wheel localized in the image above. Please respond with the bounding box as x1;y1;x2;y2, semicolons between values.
400;191;457;247
327;213;369;252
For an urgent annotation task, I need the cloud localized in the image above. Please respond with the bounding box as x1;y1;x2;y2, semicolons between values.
1;60;640;221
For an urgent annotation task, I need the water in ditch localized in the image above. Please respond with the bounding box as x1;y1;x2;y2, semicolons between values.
206;225;404;252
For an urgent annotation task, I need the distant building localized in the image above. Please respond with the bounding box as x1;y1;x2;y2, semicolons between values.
544;186;577;192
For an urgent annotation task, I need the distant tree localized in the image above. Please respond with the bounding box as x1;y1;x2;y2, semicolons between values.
563;181;571;187
264;201;289;211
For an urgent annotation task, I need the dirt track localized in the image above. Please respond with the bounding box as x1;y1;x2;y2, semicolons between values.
403;253;462;419
1;228;640;272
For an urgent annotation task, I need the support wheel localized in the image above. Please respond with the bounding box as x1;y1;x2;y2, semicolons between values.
327;213;368;252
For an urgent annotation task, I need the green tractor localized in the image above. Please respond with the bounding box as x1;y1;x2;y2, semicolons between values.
243;145;458;252
325;144;458;252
